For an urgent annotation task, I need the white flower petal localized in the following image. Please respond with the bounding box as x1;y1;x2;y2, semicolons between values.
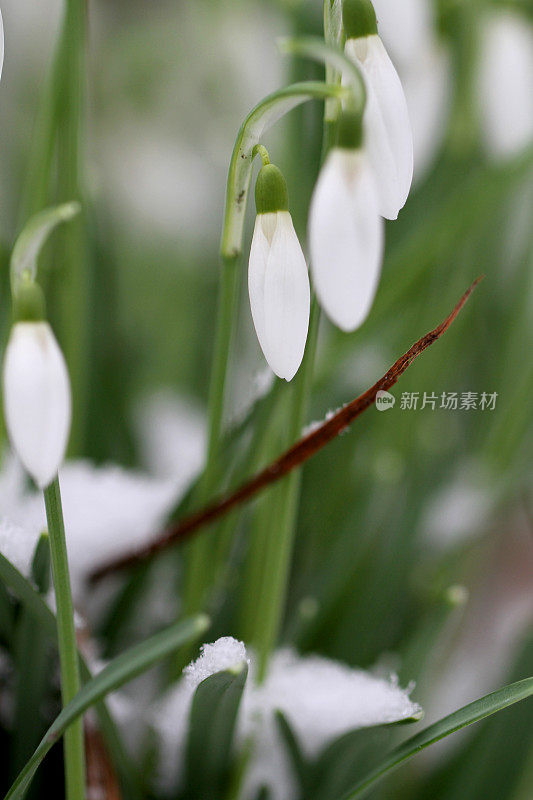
248;214;271;356
309;150;384;332
2;322;71;488
346;35;414;219
249;212;310;381
478;10;533;159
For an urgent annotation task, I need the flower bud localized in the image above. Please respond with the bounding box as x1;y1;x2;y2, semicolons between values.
3;285;72;488
254;164;289;215
248;165;310;381
309;140;384;332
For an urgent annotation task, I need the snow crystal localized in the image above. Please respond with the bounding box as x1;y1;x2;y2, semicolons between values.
183;636;249;689
301;407;344;438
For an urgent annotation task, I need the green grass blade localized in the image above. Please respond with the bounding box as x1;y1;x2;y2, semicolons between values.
4;613;209;800
339;678;533;800
0;553;142;798
275;710;310;796
184;663;248;799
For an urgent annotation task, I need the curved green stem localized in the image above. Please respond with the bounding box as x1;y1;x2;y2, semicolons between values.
44;478;85;800
254;78;341;680
252;144;271;166
278;36;367;118
181;80;348;631
221;80;349;259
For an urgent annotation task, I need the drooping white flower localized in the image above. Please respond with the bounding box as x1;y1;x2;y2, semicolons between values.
248;163;310;381
478;10;533;160
309;145;384;332
3;310;71;489
343;0;414;219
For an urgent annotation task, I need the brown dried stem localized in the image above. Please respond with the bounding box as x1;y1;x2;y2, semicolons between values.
90;278;482;583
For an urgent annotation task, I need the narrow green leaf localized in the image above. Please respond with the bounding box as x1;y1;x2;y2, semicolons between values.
339;678;533;799
308;713;422;800
10;202;80;294
313;727;392;800
5;613;209;800
12;534;52;775
0;551;190;799
275;710;310;796
184;663;248;800
30;532;51;595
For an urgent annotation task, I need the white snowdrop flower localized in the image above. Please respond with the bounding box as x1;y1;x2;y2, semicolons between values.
343;0;414;219
2;283;71;489
248;162;310;381
309;114;384;332
478;10;533;160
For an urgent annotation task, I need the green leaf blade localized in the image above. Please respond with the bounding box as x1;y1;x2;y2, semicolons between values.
340;678;533;800
184;663;248;800
4;614;209;800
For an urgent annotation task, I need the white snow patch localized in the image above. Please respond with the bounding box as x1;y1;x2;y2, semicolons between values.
150;638;421;799
134;391;206;487
0;456;179;603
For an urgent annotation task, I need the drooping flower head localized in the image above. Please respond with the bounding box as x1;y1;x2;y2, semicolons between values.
248;160;310;381
309;110;384;332
2;279;72;488
343;0;414;219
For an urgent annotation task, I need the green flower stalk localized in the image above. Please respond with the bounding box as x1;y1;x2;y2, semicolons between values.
2;278;85;800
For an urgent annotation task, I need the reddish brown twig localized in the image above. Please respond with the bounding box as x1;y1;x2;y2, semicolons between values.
90;278;482;583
